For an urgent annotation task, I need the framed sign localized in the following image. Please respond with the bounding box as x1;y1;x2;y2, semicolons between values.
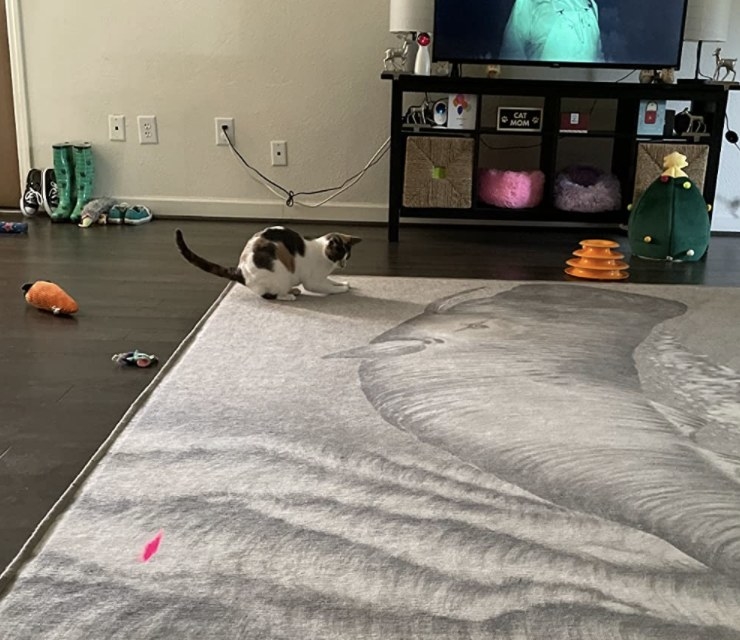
497;107;543;132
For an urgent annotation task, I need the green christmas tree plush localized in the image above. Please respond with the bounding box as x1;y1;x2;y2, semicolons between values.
628;151;711;262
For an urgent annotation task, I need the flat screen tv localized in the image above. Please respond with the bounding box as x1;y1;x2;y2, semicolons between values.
433;0;689;69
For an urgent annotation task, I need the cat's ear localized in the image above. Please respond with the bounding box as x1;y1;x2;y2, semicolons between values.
338;234;362;247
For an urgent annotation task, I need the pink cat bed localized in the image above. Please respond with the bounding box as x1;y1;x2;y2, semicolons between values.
554;165;622;213
478;169;545;209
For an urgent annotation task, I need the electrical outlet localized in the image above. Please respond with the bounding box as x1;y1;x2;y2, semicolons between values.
271;140;287;166
137;115;159;144
108;115;126;141
215;117;234;145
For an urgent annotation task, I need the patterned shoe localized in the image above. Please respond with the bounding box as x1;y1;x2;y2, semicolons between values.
107;202;129;225
124;205;153;226
50;143;75;222
20;169;43;217
69;142;94;224
41;168;59;216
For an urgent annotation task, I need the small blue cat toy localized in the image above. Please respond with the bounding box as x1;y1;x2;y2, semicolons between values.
0;221;28;234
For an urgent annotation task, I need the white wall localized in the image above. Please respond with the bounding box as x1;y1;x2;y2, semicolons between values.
18;0;740;230
693;33;740;231
19;0;392;221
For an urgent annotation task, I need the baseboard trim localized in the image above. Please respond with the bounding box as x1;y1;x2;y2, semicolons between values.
113;196;387;223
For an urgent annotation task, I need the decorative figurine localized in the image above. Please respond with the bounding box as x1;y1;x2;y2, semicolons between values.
674;108;707;135
713;48;737;83
383;34;412;72
403;100;431;126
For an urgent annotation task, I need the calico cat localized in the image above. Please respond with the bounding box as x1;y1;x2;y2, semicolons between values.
175;226;361;301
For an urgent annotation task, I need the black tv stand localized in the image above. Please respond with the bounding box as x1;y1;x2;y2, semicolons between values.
382;73;733;242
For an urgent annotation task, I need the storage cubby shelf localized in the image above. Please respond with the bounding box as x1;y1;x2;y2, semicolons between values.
383;73;733;242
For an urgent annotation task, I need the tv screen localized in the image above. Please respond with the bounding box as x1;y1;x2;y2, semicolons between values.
433;0;689;68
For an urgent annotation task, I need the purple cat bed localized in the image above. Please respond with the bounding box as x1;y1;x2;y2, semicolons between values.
478;169;545;209
554;165;622;213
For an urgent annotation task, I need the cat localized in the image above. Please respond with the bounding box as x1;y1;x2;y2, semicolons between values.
175;226;361;301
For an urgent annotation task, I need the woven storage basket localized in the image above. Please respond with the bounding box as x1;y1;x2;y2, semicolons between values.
633;143;708;205
403;136;474;208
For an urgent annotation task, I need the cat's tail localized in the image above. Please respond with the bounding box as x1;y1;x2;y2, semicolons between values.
175;229;245;285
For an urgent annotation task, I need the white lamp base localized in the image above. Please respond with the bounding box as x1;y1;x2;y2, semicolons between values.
414;45;431;75
413;33;432;76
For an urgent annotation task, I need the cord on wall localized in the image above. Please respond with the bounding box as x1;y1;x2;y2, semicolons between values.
725;113;740;150
221;126;390;208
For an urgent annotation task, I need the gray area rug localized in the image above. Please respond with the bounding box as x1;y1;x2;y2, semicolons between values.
1;277;740;639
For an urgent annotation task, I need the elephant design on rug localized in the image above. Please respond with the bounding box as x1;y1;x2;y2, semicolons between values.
332;284;740;636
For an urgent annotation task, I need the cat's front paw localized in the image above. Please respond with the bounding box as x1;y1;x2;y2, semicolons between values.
333;283;350;294
276;293;297;301
290;287;302;296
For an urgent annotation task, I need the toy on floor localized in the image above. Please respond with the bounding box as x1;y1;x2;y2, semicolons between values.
78;199;154;227
112;350;158;368
627;151;711;262
22;280;79;315
565;239;629;280
141;530;163;562
1;221;28;234
78;197;116;228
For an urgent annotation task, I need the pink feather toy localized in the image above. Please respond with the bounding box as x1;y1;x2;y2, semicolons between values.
141;530;163;562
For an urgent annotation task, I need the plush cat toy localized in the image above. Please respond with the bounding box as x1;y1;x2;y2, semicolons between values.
22;280;79;315
78;198;117;228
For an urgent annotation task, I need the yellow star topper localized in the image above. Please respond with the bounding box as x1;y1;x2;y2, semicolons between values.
661;151;689;178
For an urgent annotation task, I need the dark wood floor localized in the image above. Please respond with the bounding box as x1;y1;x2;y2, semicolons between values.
1;212;740;572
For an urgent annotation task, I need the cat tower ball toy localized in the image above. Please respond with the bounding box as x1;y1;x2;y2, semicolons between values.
565;240;630;281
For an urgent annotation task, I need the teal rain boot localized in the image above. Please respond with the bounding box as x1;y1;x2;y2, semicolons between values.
49;143;75;222
70;142;94;224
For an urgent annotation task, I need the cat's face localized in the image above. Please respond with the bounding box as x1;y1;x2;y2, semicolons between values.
324;234;362;268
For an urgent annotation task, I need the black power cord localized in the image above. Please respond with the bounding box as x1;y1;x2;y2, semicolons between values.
725;113;740;148
615;69;636;83
221;126;389;207
220;126;291;201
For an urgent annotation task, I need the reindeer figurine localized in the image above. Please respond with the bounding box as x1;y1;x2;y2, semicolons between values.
713;47;737;83
384;34;412;72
